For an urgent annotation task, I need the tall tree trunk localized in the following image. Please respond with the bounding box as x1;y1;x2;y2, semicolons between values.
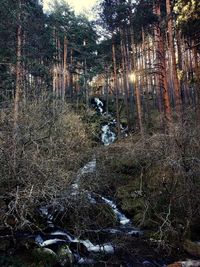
112;39;121;138
135;45;144;135
70;49;73;99
142;28;151;127
128;4;137;130
63;36;67;101
130;23;143;135
154;0;172;127
176;30;185;105
193;45;200;120
14;0;22;129
105;65;109;116
125;29;134;129
13;0;22;171
58;37;62;97
153;3;163;114
166;0;182;114
52;27;56;98
183;41;191;105
84;57;89;108
120;29;131;131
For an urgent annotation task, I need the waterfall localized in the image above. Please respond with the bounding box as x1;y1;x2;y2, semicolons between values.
94;97;117;146
101;124;116;146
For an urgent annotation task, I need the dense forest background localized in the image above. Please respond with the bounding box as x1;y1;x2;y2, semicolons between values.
0;0;200;266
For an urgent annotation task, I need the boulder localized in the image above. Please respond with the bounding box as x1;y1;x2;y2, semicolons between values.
33;247;57;266
183;239;200;257
168;260;200;267
168;263;182;267
182;260;200;267
57;244;74;266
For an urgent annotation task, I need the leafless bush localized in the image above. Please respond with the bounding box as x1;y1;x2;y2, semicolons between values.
0;98;91;232
95;118;200;251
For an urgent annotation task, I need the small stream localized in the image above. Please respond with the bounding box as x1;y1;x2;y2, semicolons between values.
6;98;189;266
31;98;163;266
34;151;142;265
30;98;143;265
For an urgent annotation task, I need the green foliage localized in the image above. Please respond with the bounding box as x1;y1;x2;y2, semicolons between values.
175;0;200;24
132;0;156;42
174;0;200;47
32;248;57;267
0;0;53;98
0;0;99;102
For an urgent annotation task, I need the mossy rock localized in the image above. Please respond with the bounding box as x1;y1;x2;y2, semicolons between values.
117;182;144;210
117;181;140;198
32;247;57;266
117;184;155;228
57;244;74;266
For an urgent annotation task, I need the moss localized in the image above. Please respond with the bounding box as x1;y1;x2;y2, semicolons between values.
32;248;57;267
57;244;74;264
117;183;146;226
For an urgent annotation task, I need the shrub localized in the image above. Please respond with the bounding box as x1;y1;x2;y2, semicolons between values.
0;98;91;231
95;119;200;252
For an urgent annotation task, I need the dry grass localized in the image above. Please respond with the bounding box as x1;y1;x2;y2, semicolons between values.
0;98;91;231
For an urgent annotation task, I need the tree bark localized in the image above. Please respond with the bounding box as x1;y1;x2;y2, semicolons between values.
153;3;163;114
13;0;22;171
63;36;68;101
133;44;144;136
154;0;172;127
14;0;22;130
112;39;121;138
166;0;182;114
120;29;131;131
193;45;200;120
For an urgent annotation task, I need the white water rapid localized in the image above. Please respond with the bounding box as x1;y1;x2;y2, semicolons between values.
94;97;117;146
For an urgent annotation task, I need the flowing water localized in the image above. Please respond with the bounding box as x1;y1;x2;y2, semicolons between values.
34;147;142;265
93;97;117;146
27;98;144;265
10;98;178;266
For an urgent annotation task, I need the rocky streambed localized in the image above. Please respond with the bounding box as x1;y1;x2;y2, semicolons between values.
0;98;200;266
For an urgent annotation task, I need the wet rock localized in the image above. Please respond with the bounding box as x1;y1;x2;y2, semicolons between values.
183;239;200;257
57;244;74;266
182;260;200;267
168;260;200;267
168;262;182;267
77;257;95;264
